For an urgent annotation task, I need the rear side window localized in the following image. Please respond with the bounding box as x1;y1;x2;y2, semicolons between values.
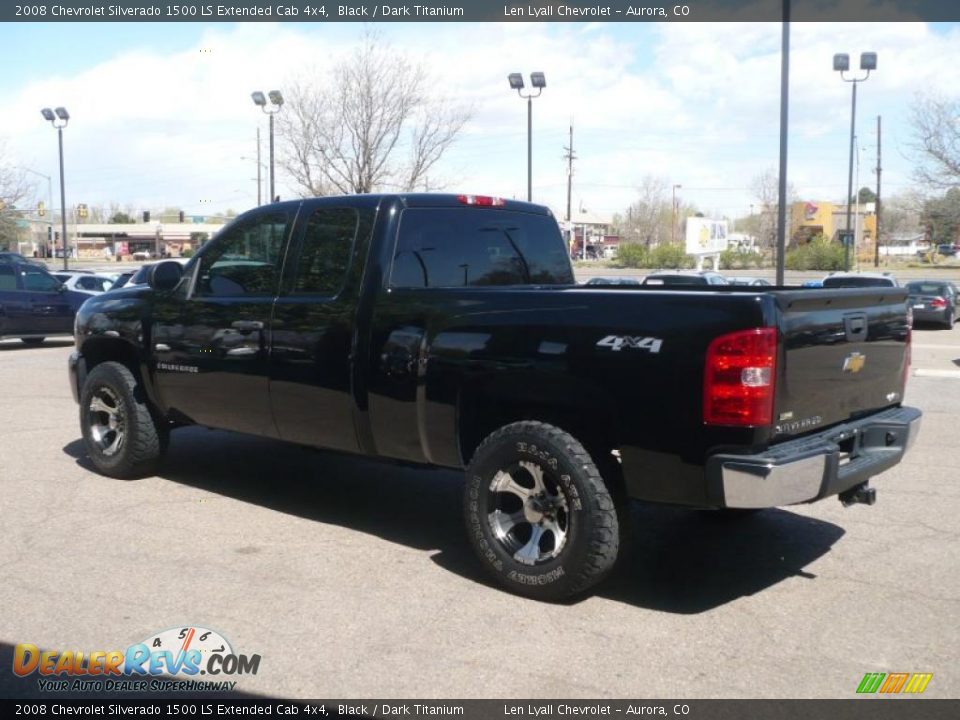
292;208;358;296
390;208;573;288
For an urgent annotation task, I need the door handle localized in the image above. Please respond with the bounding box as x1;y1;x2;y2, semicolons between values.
231;320;264;332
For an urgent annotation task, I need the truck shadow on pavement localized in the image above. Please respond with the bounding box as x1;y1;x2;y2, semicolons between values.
64;427;844;614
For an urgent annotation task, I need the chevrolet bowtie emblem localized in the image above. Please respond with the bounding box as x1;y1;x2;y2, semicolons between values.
843;352;866;373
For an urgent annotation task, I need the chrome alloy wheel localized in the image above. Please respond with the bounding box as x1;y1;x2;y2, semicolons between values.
487;460;570;565
87;387;126;457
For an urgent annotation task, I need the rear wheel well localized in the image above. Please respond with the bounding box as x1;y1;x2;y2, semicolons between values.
459;396;623;491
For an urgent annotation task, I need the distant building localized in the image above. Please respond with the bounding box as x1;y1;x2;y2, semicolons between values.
789;200;876;249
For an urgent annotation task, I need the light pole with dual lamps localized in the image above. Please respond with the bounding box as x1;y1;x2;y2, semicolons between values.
833;51;876;271
507;72;546;202
251;90;283;202
40;107;70;270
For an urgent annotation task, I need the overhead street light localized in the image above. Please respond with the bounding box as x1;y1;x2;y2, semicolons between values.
507;71;546;202
251;90;283;202
834;51;876;271
40;105;70;270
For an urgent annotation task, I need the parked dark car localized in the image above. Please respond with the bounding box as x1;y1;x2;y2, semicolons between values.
906;280;957;328
0;259;77;344
69;194;920;600
0;251;48;269
641;270;728;286
937;244;957;257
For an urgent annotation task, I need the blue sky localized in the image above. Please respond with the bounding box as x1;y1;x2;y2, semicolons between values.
1;21;958;222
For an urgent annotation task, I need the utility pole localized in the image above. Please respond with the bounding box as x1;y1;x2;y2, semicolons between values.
563;122;576;253
874;115;882;267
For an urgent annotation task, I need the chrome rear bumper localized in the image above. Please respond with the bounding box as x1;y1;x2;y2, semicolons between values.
706;406;922;509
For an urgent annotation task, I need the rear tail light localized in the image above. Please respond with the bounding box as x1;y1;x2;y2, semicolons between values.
457;194;506;207
931;297;947;308
704;327;778;427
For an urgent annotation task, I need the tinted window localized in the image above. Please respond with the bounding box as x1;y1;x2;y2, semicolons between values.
390;208;573;288
0;264;17;291
823;276;895;288
195;212;289;297
77;276;111;291
906;282;948;295
642;275;707;286
292;208;358;295
21;266;61;292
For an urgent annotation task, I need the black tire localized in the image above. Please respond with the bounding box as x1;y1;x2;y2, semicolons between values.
79;361;167;479
944;310;955;329
463;421;621;601
20;337;45;345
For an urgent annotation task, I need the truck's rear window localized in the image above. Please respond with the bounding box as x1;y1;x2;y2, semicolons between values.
390;208;574;288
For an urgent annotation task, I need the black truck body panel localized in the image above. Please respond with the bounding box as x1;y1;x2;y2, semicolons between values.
70;194;919;509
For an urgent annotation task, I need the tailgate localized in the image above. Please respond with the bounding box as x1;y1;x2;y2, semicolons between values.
773;288;910;438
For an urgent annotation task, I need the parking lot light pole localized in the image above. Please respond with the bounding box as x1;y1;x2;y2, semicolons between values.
508;72;546;202
41;107;70;270
834;51;876;271
251;91;283;202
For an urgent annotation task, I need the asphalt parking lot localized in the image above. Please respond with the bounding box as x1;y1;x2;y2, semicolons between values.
1;324;958;700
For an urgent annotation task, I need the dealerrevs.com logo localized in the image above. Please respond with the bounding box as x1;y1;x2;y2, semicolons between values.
12;626;261;693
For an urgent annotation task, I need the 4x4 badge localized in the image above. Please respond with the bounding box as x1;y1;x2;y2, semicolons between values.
843;352;866;373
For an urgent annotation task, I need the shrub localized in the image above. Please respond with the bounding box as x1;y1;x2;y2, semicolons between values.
650;243;694;269
720;249;764;270
613;243;650;268
784;235;846;271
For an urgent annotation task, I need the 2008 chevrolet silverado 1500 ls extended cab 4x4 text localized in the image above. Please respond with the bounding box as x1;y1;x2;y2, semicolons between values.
69;194;921;600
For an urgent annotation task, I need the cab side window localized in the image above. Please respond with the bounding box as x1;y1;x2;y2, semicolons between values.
291;208;359;296
194;212;290;297
0;264;17;291
21;266;61;292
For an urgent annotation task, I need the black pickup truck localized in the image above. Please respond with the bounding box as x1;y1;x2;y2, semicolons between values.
69;194;921;600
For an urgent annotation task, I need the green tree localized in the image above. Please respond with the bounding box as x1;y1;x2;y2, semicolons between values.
856;186;877;204
921;188;960;245
110;212;135;224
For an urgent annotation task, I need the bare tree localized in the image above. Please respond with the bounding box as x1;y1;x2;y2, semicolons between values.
614;176;670;247
0;142;32;249
279;32;471;196
751;168;796;251
909;93;960;189
880;190;924;243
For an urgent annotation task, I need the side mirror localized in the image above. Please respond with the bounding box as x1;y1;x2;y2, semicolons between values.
57;282;66;293
147;261;184;292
